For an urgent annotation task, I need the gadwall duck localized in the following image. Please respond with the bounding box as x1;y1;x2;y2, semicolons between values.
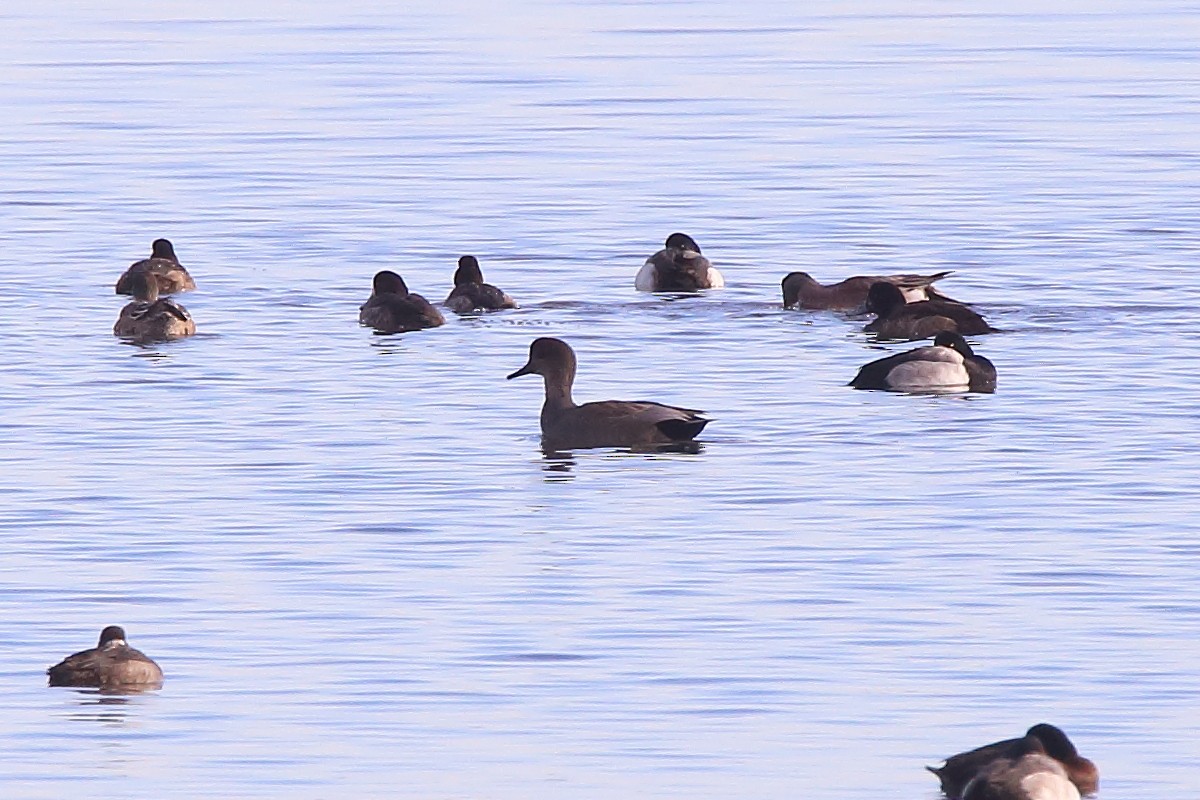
113;271;196;341
507;337;710;451
960;734;1082;800
115;238;196;295
929;724;1098;798
47;625;163;689
850;331;996;393
359;270;445;333
864;281;994;340
444;255;517;313
781;270;957;310
635;233;725;292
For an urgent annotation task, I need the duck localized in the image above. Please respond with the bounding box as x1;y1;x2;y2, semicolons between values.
635;233;725;292
864;281;995;340
115;238;196;295
444;255;517;313
929;724;1099;798
850;331;996;393
359;270;445;333
47;625;164;689
113;270;196;341
781;270;958;310
507;337;710;451
961;734;1082;800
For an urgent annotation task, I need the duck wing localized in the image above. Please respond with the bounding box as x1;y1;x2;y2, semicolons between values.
547;400;709;449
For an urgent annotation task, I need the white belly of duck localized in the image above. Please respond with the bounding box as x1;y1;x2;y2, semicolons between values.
634;261;725;291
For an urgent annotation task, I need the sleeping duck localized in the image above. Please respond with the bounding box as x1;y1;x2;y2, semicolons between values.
444;255;517;313
961;734;1083;800
635;233;725;292
359;270;445;333
115;238;196;295
929;723;1098;798
864;281;994;340
113;271;196;341
850;331;996;393
47;625;163;690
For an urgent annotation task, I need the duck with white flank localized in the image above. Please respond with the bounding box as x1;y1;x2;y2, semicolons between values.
850;331;995;393
359;270;445;333
960;734;1082;800
929;723;1098;798
444;255;517;313
115;238;196;295
114;271;196;341
47;625;164;690
507;337;709;451
635;233;725;292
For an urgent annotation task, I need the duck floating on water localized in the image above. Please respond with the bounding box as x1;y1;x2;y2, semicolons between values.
47;625;164;690
864;281;995;340
850;331;995;393
507;337;710;451
113;270;196;341
635;233;725;292
115;238;196;296
359;270;445;333
929;723;1098;798
444;255;517;313
781;270;957;311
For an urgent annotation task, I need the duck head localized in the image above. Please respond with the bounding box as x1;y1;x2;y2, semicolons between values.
372;270;409;297
98;625;128;647
933;331;974;357
150;238;178;263
454;255;484;286
865;280;906;315
508;337;577;385
781;271;817;307
664;232;701;253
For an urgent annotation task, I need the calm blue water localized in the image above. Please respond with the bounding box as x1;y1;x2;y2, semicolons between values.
1;2;1198;797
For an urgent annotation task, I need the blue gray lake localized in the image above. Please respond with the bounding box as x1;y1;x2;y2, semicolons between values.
1;2;1198;797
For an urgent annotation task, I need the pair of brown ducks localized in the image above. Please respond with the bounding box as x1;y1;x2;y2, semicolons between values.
929;723;1099;800
48;628;1098;800
113;239;197;341
358;256;517;334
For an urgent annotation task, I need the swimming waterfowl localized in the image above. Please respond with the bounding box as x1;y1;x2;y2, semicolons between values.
115;238;196;295
444;255;517;313
113;271;196;341
850;331;996;393
635;233;725;292
781;270;957;310
507;337;710;451
47;625;163;689
961;735;1082;800
929;724;1098;798
864;281;995;340
359;270;445;333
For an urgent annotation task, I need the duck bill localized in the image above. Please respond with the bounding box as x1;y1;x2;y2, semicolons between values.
507;362;535;380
